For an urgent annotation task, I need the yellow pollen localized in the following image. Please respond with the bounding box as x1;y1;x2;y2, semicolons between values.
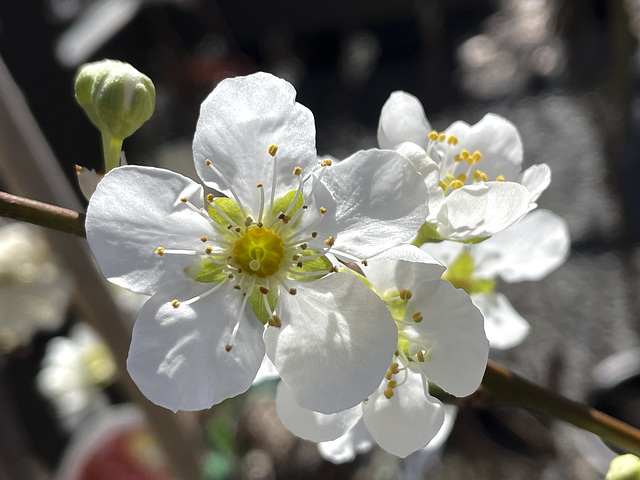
245;217;253;227
225;344;232;352
268;144;278;156
472;151;482;162
268;315;282;328
206;159;212;165
232;227;285;278
390;362;400;374
205;246;213;255
320;207;327;214
180;197;188;203
293;166;302;175
454;154;464;162
206;193;214;203
450;180;463;190
457;173;467;182
384;388;394;399
259;286;269;295
319;159;332;167
428;130;439;141
399;288;412;300
447;135;458;145
155;247;165;256
289;288;297;295
461;149;470;159
324;236;335;247
385;370;393;380
200;236;207;242
171;299;180;308
438;180;447;190
496;175;505;182
412;311;424;323
257;182;263;188
417;351;425;362
438;132;446;142
388;380;397;389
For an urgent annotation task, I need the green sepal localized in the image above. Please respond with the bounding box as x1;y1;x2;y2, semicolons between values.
443;250;496;294
270;190;304;223
412;222;442;247
386;296;408;324
249;288;277;325
187;257;227;284
460;235;491;244
288;249;332;281
472;278;496;293
208;197;244;227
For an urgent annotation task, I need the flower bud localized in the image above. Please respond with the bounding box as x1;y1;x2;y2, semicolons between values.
606;454;640;480
75;59;155;140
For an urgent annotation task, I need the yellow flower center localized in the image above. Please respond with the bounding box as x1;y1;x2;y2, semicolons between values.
232;226;284;277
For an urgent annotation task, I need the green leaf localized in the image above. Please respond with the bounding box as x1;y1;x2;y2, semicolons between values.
269;190;304;223
187;257;227;284
288;249;333;281
412;222;442;247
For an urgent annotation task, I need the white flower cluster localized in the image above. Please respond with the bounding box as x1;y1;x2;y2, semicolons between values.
84;73;569;461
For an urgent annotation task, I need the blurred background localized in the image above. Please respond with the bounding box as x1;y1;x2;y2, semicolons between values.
0;0;639;478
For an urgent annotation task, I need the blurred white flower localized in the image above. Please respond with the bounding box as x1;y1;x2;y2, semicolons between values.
422;209;570;349
0;223;72;352
37;323;116;431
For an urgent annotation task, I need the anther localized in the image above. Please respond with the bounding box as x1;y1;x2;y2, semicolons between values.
268;315;282;328
206;193;214;203
320;207;327;215
329;266;338;273
456;173;467;182
268;144;278;156
428;130;439;141
293;166;302;175
245;217;253;227
155;247;165;256
450;180;463;190
206;159;212;166
257;182;263;188
438;180;447;190
171;299;180;308
289;288;297;295
292;254;300;261
180;197;188;203
385;370;393;380
300;243;308;250
225;344;233;352
324;236;335;247
228;274;234;279
205;246;213;255
302;205;308;210
200;236;208;242
447;134;458;145
234;285;241;290
454;154;464;162
496;175;505;182
390;362;400;374
399;289;412;300
472;151;482;162
361;259;368;266
278;213;290;224
388;380;397;389
297;261;303;268
319;159;332;167
417;351;425;362
235;227;241;232
257;222;264;228
227;225;233;230
384;388;394;399
259;286;269;295
412;311;424;323
311;232;318;238
438;132;446;142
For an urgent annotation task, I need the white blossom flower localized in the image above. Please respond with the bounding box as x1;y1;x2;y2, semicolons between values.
422;209;570;349
275;246;488;458
36;323;116;431
86;73;429;413
377;91;551;242
0;223;72;352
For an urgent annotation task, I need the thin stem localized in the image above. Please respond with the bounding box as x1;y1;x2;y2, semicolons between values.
480;361;640;456
0;191;85;237
102;131;123;173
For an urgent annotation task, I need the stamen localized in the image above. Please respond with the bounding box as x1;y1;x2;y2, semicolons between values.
259;286;269;295
320;207;327;215
156;248;198;256
257;183;265;224
267;315;282;328
171;299;180;308
399;289;412;300
245;217;253;227
205;159;248;219
324;236;335;247
293;166;302;175
450;180;463;190
225;344;233;352
155;247;165;256
496;175;505;182
268;144;278;156
200;236;208;242
289;288;297;295
412;311;423;323
318;159;332;167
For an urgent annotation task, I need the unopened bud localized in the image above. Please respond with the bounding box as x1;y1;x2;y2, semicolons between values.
75;59;155;140
606;454;640;480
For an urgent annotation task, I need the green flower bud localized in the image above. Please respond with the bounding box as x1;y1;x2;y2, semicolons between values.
606;454;640;480
75;59;155;140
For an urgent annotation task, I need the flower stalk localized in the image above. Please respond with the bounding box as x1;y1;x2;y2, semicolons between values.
1;190;639;454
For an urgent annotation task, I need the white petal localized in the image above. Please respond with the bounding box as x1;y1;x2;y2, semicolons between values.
472;292;530;350
75;166;102;201
361;249;444;299
363;366;445;458
439;181;530;241
127;282;265;412
318;149;429;259
318;419;374;464
474;209;570;282
377;91;431;150
193;72;317;214
518;163;551;203
264;272;397;414
420;241;465;268
252;356;279;385
275;382;362;442
409;279;489;397
86;166;216;295
444;113;523;181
